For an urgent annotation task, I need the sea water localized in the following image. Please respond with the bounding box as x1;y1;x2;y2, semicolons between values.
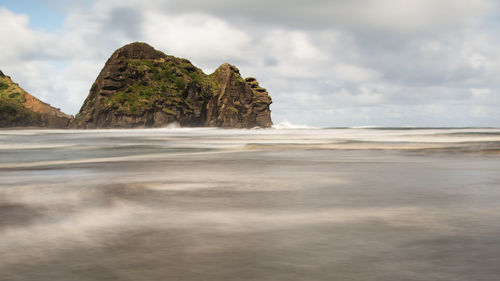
1;127;500;281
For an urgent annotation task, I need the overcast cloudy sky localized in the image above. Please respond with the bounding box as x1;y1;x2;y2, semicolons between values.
1;0;500;127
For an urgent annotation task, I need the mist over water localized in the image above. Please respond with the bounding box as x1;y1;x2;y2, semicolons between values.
1;128;500;281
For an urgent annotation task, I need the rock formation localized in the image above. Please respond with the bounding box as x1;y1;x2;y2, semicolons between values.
0;71;73;128
72;42;272;128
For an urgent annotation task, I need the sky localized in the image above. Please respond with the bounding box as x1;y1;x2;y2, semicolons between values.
1;0;500;127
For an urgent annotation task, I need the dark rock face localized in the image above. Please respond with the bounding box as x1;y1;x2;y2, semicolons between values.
72;42;272;128
206;64;273;128
0;71;73;128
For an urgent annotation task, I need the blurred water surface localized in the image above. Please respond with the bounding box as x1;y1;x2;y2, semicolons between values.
1;127;500;281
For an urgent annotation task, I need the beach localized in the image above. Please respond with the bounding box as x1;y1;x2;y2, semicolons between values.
1;128;500;281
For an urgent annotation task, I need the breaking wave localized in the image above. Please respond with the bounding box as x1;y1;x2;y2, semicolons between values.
272;121;317;129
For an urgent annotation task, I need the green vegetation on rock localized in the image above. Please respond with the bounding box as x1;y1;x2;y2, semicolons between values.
0;76;39;126
0;76;27;104
101;58;220;116
0;99;39;125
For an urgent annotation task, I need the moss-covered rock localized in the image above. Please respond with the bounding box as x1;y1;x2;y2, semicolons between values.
73;42;272;128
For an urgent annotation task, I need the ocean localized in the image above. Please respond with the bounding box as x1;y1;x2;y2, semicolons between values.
1;127;500;281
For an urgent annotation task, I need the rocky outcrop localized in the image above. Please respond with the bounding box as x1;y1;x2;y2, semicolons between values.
0;71;73;128
72;42;272;128
205;64;272;128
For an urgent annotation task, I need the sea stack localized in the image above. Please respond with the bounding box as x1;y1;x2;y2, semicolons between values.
0;70;73;128
72;42;272;128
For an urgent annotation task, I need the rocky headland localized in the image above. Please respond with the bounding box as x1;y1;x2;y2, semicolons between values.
0;70;73;128
72;42;272;128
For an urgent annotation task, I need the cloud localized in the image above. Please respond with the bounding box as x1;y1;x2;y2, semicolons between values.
1;1;500;126
142;11;252;67
0;8;44;63
165;0;492;32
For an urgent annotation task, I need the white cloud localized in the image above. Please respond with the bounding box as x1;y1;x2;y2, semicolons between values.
165;0;493;33
470;88;492;98
142;11;252;66
333;65;379;82
468;53;488;69
1;1;500;126
0;8;41;63
471;106;490;118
